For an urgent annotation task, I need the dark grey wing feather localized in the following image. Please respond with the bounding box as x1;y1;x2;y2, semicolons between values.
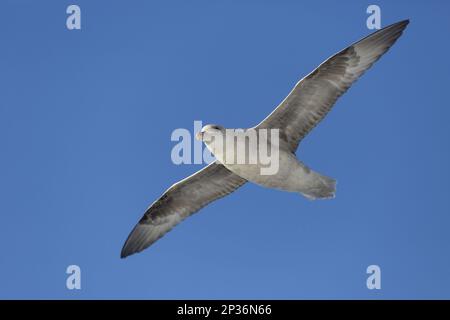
257;20;409;152
121;161;246;258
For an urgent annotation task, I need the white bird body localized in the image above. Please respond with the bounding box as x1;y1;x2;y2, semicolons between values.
202;128;335;199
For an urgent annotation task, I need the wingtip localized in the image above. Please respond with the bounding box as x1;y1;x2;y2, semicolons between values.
382;19;409;31
394;19;410;29
120;236;136;259
400;19;410;28
120;248;128;259
120;243;136;259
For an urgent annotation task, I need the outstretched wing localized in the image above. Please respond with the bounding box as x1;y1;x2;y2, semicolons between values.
257;20;409;152
121;161;246;258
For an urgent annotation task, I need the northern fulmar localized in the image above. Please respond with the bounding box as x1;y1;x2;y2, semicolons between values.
121;20;409;258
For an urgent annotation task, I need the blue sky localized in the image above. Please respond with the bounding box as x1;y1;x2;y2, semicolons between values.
1;0;449;299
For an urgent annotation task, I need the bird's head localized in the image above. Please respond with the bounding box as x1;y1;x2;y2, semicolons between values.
195;124;225;142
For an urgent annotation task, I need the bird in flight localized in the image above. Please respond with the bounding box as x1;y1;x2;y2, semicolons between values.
121;20;409;258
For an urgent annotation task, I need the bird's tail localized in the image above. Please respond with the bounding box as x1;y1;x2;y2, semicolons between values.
301;172;337;200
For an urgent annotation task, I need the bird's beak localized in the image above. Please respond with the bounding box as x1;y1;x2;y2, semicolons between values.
195;131;203;141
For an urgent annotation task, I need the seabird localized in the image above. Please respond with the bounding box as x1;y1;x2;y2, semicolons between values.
121;20;409;258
